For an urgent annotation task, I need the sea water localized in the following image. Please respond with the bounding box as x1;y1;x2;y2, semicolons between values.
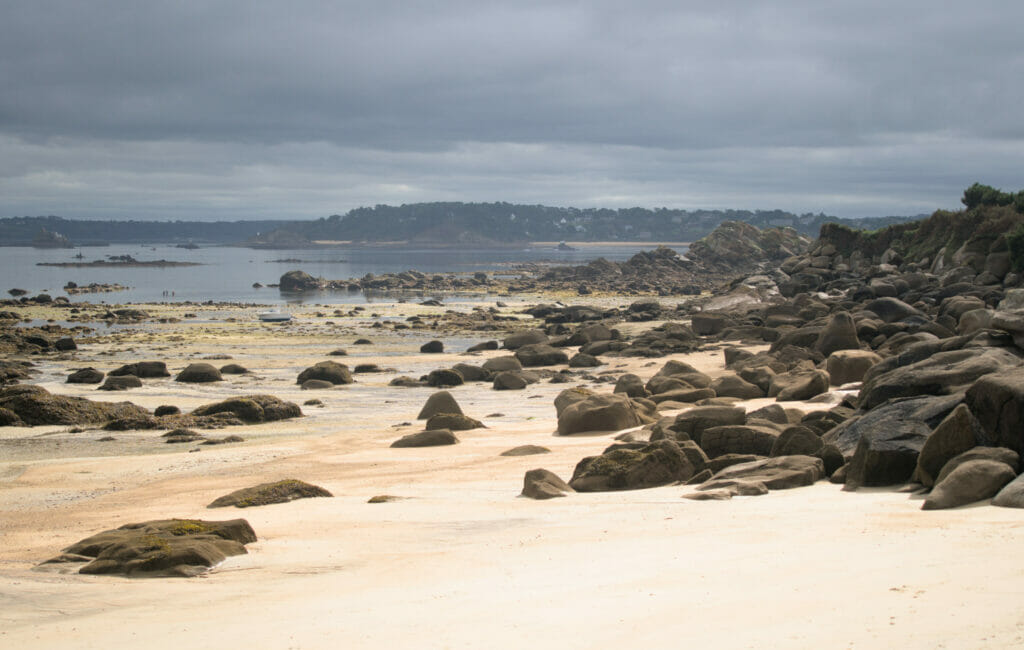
0;243;687;305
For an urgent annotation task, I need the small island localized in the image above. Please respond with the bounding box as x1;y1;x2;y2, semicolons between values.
37;254;201;268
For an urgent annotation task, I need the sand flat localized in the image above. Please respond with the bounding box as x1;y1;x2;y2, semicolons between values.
2;304;1024;648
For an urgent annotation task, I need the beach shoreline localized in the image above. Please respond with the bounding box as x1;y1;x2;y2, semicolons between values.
2;298;1024;649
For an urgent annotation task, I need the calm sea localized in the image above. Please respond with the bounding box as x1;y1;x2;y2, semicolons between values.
1;243;687;305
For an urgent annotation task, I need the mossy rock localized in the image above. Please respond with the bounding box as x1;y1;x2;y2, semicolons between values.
190;394;302;423
163;428;205;444
208;479;332;508
108;361;170;378
0;384;150;426
425;413;484;431
0;406;23;426
39;518;257;577
200;435;245;446
500;445;551;457
296;361;352;385
175;362;223;383
569;439;695;492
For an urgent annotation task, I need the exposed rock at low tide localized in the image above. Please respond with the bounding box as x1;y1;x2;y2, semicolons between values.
208;480;332;508
38;519;257;577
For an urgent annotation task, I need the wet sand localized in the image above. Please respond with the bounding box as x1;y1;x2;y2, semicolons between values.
2;301;1024;648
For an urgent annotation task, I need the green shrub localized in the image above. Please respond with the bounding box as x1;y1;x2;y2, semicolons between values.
1007;223;1024;271
963;182;1018;210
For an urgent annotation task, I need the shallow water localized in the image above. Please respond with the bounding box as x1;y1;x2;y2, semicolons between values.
1;242;686;305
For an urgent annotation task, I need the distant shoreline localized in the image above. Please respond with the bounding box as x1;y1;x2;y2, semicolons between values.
36;260;202;268
530;240;691;248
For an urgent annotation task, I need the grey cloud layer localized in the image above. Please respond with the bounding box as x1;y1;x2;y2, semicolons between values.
1;1;1022;219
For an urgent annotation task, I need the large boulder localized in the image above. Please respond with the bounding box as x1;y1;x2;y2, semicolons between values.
390;429;459;448
41;519;257;577
825;393;963;458
420;340;444;353
649;387;716;404
67;368;104;384
417;391;462;419
826;350;882;386
503;329;548;350
914;404;986;487
557;393;645;435
965;367;1024;455
958;309;993;336
669;406;747;445
521;469;575;499
175;363;223;383
613;374;649;398
934;447;1020;484
109;361;170;378
991;310;1024;348
865;297;924;323
301;379;334;390
922;460;1017;510
207;480;332;508
493;371;528;390
701;455;825;491
296;361;353;385
279;270;320;292
0;385;149;426
993;474;1024;508
426;368;464;387
564;323;614;346
451;363;489;382
769;369;830;402
0;407;24;426
0;360;31;385
425;413;484;431
568;353;601;368
569;439;695;492
54;337;77;351
691;313;730;336
515;343;569;367
190;395;302;423
647;360;713;389
554;387;596;417
826;394;963;489
815;312;860;357
769;426;823;457
700;425;780;458
98;375;142;391
859;348;1022;410
482;356;522;373
710;374;764;399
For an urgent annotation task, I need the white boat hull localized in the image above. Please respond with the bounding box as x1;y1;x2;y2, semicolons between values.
258;311;292;322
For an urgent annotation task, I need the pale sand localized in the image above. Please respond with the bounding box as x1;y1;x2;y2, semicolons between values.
2;306;1024;648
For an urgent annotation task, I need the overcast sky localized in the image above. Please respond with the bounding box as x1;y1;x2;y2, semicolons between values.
1;1;1022;221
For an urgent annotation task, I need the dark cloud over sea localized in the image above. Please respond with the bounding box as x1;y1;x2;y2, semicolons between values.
1;1;1022;220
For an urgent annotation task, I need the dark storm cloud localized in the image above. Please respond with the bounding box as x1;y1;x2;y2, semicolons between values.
1;1;1022;219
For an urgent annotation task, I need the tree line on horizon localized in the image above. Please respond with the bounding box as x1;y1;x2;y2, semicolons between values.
0;203;924;246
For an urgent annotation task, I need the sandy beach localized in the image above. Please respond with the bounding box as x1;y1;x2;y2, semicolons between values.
2;300;1024;649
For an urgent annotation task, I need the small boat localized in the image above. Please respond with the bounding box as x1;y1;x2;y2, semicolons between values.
258;310;292;322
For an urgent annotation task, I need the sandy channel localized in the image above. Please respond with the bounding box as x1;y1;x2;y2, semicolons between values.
2;301;1024;649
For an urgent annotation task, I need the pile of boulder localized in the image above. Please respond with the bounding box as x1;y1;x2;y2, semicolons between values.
525;207;1024;509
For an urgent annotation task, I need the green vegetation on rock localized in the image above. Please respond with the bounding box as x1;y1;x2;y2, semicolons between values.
819;183;1024;269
